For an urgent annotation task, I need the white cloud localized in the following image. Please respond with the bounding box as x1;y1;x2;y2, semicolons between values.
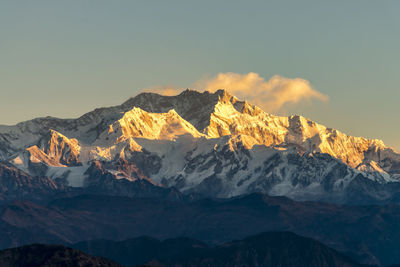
195;72;328;112
142;72;328;113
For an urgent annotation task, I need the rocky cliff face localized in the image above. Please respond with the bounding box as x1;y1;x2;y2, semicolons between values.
0;161;60;202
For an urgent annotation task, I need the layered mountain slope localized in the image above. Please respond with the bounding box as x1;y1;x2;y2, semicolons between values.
0;161;61;202
122;135;397;202
2;193;400;265
73;232;364;267
0;89;399;203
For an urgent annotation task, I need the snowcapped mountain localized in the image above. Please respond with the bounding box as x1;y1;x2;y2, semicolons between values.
1;89;399;203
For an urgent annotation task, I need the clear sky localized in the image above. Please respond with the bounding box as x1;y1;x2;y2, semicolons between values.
0;1;399;150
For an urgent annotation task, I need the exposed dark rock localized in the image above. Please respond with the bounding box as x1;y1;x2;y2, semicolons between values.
0;244;121;267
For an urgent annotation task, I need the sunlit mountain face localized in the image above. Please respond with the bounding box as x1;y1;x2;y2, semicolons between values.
2;89;400;267
1;89;400;204
2;0;399;266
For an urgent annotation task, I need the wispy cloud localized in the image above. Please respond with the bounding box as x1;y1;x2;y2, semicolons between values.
142;72;328;113
195;72;328;112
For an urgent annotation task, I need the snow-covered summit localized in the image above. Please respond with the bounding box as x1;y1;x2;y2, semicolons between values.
96;107;203;146
1;89;400;203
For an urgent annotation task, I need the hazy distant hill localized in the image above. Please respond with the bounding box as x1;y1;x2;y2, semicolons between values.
0;193;399;265
73;232;365;267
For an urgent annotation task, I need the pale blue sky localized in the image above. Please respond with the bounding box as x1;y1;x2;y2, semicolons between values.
0;1;399;150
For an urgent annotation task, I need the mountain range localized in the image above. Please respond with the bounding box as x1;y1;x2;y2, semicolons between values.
1;90;400;267
1;193;400;266
0;232;366;267
72;232;365;267
1;89;400;204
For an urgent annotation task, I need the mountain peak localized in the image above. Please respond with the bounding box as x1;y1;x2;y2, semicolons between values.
21;129;82;168
2;87;400;204
214;89;240;104
96;107;203;144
